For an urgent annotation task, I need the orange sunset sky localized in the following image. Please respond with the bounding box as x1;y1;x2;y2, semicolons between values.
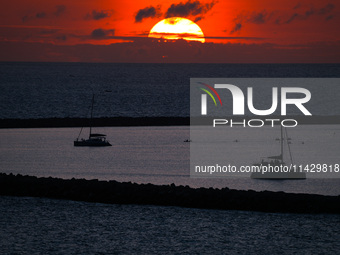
0;0;339;63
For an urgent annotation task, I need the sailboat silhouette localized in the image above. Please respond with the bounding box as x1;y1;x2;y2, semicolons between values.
74;93;112;147
251;126;305;179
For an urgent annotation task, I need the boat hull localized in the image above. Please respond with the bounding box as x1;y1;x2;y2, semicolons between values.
74;140;112;147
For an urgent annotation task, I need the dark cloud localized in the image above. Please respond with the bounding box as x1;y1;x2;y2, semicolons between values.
85;10;113;20
284;13;299;24
248;11;268;24
40;29;60;35
231;3;336;28
204;36;265;40
230;23;242;34
194;16;203;22
283;3;335;24
22;6;66;22
318;3;335;15
305;8;315;18
91;28;115;39
22;16;29;23
293;3;301;10
165;0;215;19
23;12;46;22
54;5;66;17
56;35;67;41
229;10;271;34
274;18;282;25
36;12;46;19
135;6;161;23
326;15;334;20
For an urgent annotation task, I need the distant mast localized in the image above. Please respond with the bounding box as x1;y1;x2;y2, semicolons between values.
89;93;94;139
280;125;283;162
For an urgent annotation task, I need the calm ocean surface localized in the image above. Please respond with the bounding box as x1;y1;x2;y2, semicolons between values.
1;126;340;196
1;63;340;254
1;196;340;255
0;62;339;119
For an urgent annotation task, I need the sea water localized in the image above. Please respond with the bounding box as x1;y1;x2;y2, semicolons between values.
0;62;339;119
0;126;339;196
1;196;340;254
1;63;340;254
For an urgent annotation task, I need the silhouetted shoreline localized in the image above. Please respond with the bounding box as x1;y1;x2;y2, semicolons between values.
1;173;339;214
0;117;189;128
1;116;340;128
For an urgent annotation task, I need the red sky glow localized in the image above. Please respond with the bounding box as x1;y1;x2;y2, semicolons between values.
0;0;339;63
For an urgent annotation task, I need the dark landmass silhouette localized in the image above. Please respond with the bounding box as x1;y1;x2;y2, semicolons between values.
1;115;339;128
1;173;339;214
0;117;188;128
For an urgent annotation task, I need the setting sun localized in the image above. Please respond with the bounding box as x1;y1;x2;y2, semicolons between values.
148;17;205;43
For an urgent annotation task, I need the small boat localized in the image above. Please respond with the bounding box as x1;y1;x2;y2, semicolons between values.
74;94;112;147
250;126;305;179
74;133;111;147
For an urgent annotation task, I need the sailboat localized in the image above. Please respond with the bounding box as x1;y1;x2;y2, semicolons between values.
74;94;112;147
250;125;305;179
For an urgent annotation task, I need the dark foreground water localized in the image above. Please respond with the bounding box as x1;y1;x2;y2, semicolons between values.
1;196;339;254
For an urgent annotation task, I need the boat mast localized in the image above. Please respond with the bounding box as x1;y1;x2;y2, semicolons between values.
280;124;283;162
89;93;94;138
285;128;294;164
